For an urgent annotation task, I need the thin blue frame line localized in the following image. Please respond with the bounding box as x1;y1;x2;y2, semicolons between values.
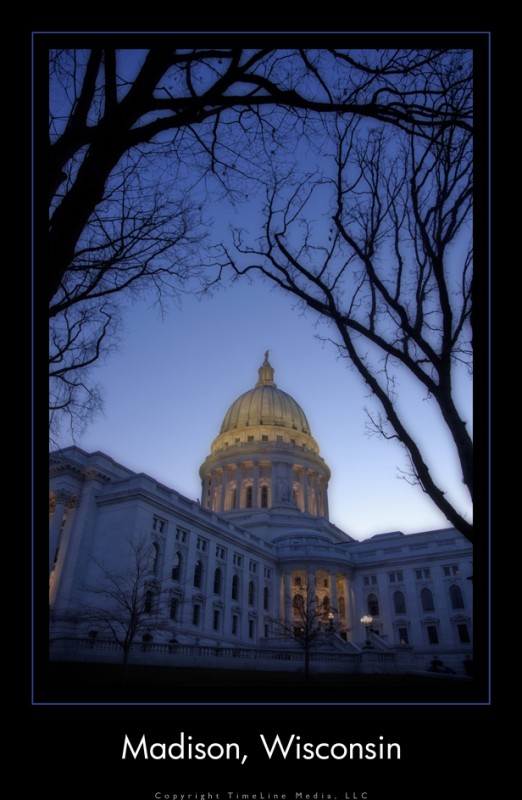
487;31;492;706
33;700;491;707
38;32;487;709
31;34;36;707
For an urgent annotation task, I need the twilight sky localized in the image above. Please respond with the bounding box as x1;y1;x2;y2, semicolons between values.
70;276;472;541
49;47;474;541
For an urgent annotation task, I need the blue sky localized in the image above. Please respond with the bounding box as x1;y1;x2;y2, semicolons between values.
71;277;472;541
50;48;473;540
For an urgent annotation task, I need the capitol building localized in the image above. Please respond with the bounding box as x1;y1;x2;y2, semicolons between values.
49;354;473;676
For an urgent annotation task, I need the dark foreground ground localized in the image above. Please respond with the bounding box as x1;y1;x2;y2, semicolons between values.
37;661;484;704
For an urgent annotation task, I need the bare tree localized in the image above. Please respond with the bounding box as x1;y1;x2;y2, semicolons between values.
80;537;171;683
46;46;473;437
272;580;339;679
226;106;474;541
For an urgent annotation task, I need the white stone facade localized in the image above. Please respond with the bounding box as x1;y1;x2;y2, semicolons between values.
49;357;473;675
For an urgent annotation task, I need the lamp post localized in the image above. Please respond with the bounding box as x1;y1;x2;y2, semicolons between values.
360;614;373;648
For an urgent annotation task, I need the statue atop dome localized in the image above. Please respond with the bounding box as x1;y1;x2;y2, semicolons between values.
256;351;276;387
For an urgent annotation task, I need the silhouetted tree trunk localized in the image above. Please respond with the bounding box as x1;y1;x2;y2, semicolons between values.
227;107;474;540
46;47;473;437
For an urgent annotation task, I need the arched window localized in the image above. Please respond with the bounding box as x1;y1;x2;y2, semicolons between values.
263;586;269;610
193;559;203;588
293;593;304;612
171;551;182;581
421;587;435;612
213;567;222;595
449;584;465;609
338;596;346;619
393;590;407;615
245;485;253;508
368;594;379;616
248;580;255;605
260;485;269;508
231;574;239;601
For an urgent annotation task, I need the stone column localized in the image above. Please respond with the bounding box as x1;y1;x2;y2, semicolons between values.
253;461;259;509
209;471;217;511
330;573;338;626
220;468;227;513
301;469;309;513
313;473;320;516
322;481;329;520
49;491;68;573
234;465;242;508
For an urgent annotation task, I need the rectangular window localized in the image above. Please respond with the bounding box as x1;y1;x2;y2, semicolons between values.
235;438;240;444
264;567;271;579
247;436;254;442
264;624;269;638
232;614;239;635
457;623;470;643
276;435;283;442
153;516;166;533
216;545;226;559
416;568;431;580
371;576;377;585
262;435;269;441
249;560;258;573
389;571;404;583
192;605;201;626
176;527;188;543
233;553;242;566
213;609;220;631
295;576;302;587
398;627;409;645
196;537;208;552
170;597;178;621
248;619;255;639
144;591;154;613
443;564;460;577
427;625;439;645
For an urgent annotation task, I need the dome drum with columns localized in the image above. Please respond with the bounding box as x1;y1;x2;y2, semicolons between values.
199;354;331;520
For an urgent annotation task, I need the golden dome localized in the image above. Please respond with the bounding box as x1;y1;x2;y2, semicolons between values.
219;353;311;435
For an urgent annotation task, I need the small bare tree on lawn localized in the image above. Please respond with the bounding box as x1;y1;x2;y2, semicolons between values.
81;537;170;684
272;580;338;680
